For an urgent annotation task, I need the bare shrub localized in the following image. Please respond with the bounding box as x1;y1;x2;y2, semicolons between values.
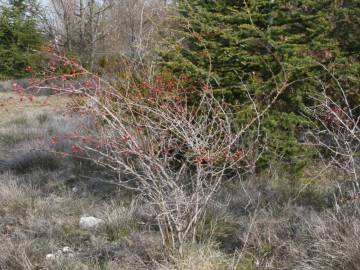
245;201;360;270
36;55;282;256
68;87;264;255
306;72;360;185
293;203;360;270
27;38;314;257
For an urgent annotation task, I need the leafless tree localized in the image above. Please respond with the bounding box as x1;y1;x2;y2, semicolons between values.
105;0;169;63
45;0;112;69
42;0;169;70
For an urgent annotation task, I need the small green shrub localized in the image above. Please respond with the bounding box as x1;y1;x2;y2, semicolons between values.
6;150;60;174
236;256;256;270
57;223;92;244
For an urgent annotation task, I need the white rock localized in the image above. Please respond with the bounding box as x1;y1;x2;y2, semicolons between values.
62;246;72;253
45;253;56;261
72;186;80;193
79;216;104;229
45;247;75;261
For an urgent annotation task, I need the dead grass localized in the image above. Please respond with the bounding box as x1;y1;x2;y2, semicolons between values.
159;244;238;270
0;90;360;269
0;92;68;124
0;172;165;269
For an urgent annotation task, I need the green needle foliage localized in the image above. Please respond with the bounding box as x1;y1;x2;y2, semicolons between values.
331;0;360;110
159;0;360;173
0;0;44;79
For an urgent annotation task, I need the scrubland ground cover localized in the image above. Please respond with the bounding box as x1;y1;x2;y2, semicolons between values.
0;79;359;270
0;92;164;269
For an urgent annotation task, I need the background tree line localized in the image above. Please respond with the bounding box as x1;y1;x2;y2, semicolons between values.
0;0;359;174
0;0;169;77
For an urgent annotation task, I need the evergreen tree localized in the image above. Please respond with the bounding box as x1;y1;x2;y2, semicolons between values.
159;0;360;170
331;0;360;112
0;0;44;78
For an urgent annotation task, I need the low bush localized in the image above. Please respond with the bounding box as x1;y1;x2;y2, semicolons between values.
5;150;60;173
